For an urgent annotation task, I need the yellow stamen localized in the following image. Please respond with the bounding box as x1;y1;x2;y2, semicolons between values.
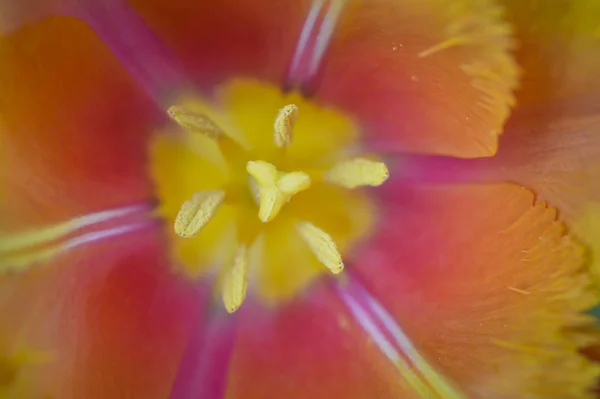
246;160;311;222
325;158;389;189
174;190;225;237
222;245;249;313
296;221;344;274
274;104;298;148
167;105;224;139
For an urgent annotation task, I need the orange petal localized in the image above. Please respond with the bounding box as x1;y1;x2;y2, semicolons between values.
350;183;599;398
492;0;600;226
0;227;201;399
0;0;67;34
313;0;519;158
0;16;158;231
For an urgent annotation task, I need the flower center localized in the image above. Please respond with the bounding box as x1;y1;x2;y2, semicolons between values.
149;79;388;312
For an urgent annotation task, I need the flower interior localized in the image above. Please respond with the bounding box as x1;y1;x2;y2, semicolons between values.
150;79;388;311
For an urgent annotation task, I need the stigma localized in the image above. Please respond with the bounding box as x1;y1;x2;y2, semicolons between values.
150;79;388;311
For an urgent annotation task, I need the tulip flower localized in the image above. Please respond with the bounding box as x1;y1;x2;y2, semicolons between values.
1;1;599;398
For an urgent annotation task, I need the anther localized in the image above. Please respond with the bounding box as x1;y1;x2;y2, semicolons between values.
174;190;225;237
296;222;344;274
246;160;311;222
274;104;298;148
167;105;224;139
222;245;249;313
324;158;389;189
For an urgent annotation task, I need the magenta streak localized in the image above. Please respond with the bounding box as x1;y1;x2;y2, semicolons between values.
286;0;324;88
382;153;511;185
170;306;238;399
333;275;417;368
285;0;341;94
68;0;188;106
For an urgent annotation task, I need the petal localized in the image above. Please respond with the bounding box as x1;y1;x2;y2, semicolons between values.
224;283;416;399
352;183;599;398
127;0;308;87
318;0;519;158
0;16;159;231
0;227;200;398
72;228;201;399
0;0;67;34
170;310;237;399
491;0;600;226
307;0;518;158
69;0;189;104
502;0;600;108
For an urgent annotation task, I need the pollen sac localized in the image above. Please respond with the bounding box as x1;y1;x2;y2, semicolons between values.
174;190;225;237
274;104;298;148
222;245;249;313
297;222;344;274
325;158;389;189
167;105;224;139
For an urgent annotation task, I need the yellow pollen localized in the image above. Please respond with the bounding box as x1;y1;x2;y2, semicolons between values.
246;160;311;223
325;157;390;189
222;245;249;313
167;105;224;139
174;190;225;237
296;222;344;274
273;104;298;148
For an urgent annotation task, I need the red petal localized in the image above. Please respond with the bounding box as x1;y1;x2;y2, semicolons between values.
0;227;200;398
0;16;159;230
224;283;415;399
127;0;309;87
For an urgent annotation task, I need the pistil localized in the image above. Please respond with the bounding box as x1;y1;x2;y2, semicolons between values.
246;160;311;223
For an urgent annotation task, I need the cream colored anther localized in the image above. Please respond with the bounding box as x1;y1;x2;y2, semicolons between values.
222;245;249;313
324;158;389;189
174;190;225;237
297;222;344;274
167;105;224;139
274;104;298;148
246;160;311;223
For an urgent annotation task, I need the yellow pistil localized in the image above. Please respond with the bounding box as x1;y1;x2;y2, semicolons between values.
150;79;387;307
246;160;311;223
296;222;344;274
174;190;225;237
273;104;298;148
167;105;225;139
325;158;390;188
222;245;249;313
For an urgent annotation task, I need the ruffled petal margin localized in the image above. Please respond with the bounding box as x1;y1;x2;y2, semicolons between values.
350;182;600;398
